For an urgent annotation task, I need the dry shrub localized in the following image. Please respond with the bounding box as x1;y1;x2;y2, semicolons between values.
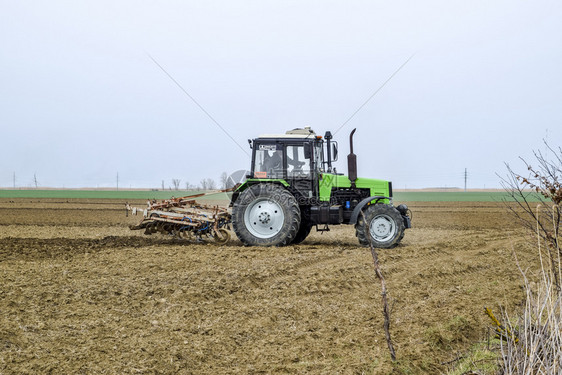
500;143;562;288
501;234;562;374
494;144;562;373
496;205;562;374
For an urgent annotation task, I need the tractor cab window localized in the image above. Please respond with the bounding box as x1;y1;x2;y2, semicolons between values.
253;144;283;179
286;145;311;178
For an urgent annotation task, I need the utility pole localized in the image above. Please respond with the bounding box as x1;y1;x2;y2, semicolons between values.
13;172;15;189
464;168;467;192
34;173;38;189
116;172;119;191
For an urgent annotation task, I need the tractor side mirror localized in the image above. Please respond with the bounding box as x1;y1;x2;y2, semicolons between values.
304;143;312;159
332;142;338;161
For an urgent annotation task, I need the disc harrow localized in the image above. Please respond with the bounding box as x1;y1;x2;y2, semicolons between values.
129;193;232;244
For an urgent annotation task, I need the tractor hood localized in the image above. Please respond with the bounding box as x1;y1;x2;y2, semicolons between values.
319;173;391;202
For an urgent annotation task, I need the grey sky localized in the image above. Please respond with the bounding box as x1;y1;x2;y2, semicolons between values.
1;1;561;189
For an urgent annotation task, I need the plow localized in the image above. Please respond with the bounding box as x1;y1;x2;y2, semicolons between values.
128;192;232;244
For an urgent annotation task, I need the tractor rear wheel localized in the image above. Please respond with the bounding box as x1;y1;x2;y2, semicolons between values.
356;204;405;248
291;221;313;245
232;184;301;246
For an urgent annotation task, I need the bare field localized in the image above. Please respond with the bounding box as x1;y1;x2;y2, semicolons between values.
0;199;539;374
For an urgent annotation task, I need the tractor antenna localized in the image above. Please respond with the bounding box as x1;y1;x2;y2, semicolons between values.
147;53;250;157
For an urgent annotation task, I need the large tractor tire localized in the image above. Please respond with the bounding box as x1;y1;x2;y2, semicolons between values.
290;221;313;245
355;204;405;248
232;184;301;246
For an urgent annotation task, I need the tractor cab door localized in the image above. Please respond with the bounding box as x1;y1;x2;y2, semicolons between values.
284;143;316;201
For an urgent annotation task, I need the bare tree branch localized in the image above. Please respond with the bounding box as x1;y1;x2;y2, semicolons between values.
220;172;228;189
500;142;562;289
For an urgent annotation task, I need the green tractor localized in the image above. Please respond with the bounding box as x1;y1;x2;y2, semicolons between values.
230;127;411;247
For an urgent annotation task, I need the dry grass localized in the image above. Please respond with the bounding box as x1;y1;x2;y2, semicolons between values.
497;206;562;374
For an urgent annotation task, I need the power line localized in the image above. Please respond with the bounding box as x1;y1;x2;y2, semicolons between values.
147;53;250;157
334;53;416;135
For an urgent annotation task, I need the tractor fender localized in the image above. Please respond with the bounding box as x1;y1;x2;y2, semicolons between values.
349;196;391;225
230;179;289;207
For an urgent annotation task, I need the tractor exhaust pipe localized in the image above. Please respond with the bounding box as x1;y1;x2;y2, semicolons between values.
324;131;333;172
348;128;357;187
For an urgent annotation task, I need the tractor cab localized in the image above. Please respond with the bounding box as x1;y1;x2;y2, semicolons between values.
249;127;330;202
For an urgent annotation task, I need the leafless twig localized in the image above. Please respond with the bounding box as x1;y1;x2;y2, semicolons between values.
499;141;562;289
362;211;396;361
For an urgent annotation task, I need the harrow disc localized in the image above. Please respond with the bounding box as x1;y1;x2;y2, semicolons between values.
213;228;230;244
157;223;167;234
179;228;192;239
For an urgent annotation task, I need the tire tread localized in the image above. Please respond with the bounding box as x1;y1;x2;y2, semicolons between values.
355;204;405;248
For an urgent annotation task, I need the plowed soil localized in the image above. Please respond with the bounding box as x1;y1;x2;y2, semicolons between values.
0;199;538;374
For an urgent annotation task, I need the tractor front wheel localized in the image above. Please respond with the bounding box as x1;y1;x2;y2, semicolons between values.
356;204;405;248
232;184;301;246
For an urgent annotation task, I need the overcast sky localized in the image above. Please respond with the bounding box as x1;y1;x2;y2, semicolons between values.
1;1;561;189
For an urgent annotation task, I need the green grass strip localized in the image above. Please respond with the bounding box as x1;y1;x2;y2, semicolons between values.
0;190;543;202
394;191;542;202
0;190;211;200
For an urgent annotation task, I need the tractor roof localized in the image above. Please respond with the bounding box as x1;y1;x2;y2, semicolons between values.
258;127;317;139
